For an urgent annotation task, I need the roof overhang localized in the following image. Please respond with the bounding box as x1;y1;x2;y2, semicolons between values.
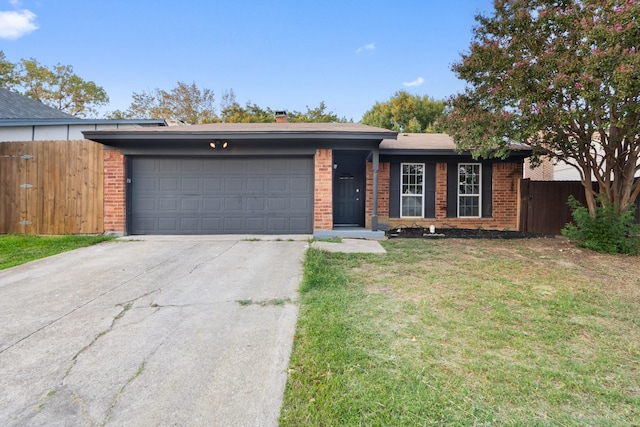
83;123;398;152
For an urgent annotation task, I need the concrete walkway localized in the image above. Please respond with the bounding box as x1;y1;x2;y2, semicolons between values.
0;237;307;426
311;238;387;254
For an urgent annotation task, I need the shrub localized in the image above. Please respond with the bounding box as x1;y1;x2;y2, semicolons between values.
562;196;640;255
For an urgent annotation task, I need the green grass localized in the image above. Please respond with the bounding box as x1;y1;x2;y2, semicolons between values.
280;238;640;426
0;234;115;270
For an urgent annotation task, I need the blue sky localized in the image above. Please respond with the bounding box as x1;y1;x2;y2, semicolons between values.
1;0;496;120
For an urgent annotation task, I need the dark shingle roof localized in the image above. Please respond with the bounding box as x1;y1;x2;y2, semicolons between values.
0;88;79;120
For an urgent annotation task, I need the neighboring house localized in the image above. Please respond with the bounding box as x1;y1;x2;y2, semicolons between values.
83;120;531;237
0;88;165;234
0;87;165;141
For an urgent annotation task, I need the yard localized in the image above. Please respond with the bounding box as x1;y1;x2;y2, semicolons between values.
280;237;640;426
0;234;115;270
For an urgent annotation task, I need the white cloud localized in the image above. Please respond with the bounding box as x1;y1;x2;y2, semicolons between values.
403;77;424;87
0;2;38;40
355;43;375;54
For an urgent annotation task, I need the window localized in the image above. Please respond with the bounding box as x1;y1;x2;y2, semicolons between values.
458;163;481;217
401;163;424;217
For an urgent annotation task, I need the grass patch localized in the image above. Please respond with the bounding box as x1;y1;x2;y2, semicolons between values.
280;238;640;426
0;234;115;270
236;298;292;307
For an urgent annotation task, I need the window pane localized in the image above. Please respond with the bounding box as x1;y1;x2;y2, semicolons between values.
401;163;424;217
458;163;481;217
459;195;480;217
401;195;423;217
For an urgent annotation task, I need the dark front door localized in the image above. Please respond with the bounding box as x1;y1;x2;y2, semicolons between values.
333;151;366;227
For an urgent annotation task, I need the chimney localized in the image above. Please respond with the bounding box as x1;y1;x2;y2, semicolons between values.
275;110;288;123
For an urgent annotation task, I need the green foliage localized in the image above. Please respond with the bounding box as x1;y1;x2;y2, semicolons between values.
288;101;348;123
443;0;640;217
361;90;445;132
115;81;218;124
0;51;109;117
562;196;640;255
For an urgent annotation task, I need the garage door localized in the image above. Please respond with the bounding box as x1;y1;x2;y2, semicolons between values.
130;157;314;234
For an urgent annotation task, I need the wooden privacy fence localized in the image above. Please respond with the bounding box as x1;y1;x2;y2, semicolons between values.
519;179;640;235
0;140;104;234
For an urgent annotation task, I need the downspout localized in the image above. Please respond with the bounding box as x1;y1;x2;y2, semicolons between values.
372;148;379;231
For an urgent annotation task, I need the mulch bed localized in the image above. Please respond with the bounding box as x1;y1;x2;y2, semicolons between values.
387;227;553;239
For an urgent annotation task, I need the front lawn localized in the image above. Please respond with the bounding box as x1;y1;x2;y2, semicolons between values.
0;234;115;270
280;238;640;426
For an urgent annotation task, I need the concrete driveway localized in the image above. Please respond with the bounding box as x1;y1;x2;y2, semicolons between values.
0;236;308;426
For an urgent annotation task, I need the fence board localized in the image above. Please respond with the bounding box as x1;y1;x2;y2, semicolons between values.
0;140;104;234
520;179;640;235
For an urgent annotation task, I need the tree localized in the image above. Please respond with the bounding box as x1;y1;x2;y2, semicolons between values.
361;91;445;132
288;101;349;123
120;81;218;124
0;51;17;89
0;52;109;117
220;101;275;123
443;0;640;220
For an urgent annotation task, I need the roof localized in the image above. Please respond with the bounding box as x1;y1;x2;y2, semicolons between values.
381;133;531;156
83;122;397;142
0;88;79;120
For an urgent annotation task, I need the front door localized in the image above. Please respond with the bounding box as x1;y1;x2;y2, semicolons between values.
333;151;366;227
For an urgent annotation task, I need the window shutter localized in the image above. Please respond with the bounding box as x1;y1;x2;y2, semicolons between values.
425;163;436;217
389;162;400;218
482;162;493;217
446;163;457;217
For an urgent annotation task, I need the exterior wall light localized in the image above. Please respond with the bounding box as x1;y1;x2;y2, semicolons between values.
209;140;230;149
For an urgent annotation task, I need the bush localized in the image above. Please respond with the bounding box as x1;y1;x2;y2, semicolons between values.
562;196;640;255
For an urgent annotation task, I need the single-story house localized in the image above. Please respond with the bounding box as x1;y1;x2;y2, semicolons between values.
84;117;531;237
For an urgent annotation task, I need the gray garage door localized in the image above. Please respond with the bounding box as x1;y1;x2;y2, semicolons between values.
130;157;314;234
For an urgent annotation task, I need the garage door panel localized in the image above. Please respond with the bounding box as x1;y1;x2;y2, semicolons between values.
159;178;178;192
290;177;311;191
247;198;266;211
203;198;222;210
181;178;200;192
131;157;313;234
202;217;222;232
158;218;178;231
159;199;178;211
224;197;243;211
203;177;222;192
290;197;311;211
225;177;244;192
181;198;200;211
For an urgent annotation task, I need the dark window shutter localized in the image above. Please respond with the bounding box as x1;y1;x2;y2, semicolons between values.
424;163;436;217
482;162;493;217
389;162;400;218
446;163;458;217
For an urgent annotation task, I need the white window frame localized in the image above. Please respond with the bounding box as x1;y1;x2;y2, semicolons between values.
400;163;425;218
457;163;482;218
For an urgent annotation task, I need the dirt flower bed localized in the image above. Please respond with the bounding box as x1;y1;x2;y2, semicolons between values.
387;226;551;239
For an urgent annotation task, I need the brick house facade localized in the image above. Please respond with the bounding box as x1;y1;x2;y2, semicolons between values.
89;125;530;236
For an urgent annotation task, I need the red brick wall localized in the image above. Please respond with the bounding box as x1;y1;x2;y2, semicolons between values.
379;161;523;231
103;148;126;233
314;149;333;230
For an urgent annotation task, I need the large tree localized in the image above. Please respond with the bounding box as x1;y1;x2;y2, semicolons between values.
361;91;445;132
0;52;109;117
443;0;640;217
114;81;218;124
